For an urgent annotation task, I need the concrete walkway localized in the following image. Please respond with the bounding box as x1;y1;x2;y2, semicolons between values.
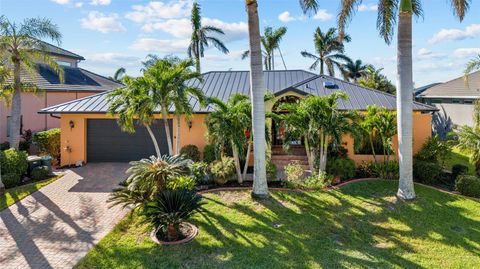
0;163;130;269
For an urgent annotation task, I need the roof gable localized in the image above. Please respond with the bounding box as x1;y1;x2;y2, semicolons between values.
420;70;480;98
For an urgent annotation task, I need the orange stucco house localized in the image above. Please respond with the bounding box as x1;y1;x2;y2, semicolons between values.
0;42;123;143
39;70;437;168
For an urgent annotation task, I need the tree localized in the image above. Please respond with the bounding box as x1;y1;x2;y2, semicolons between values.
188;2;229;73
205;94;251;183
357;65;396;94
337;0;470;200
0;16;64;149
300;27;351;76
343;59;368;82
106;76;161;157
241;26;288;70
110;67;125;82
464;54;480;80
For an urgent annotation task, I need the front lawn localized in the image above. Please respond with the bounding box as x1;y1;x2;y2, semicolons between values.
444;146;475;174
76;181;480;268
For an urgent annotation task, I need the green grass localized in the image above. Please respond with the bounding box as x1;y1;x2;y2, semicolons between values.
444;147;475;174
0;175;63;211
76;181;480;269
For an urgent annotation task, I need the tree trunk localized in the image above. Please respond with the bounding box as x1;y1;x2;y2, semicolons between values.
166;224;178;241
304;138;314;171
396;9;416;200
242;140;252;179
161;107;173;155
320;59;324;75
246;0;268;198
145;124;161;157
231;141;243;183
195;41;201;73
369;134;377;162
175;114;181;155
9;59;22;149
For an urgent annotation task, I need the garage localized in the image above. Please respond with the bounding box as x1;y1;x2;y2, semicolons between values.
86;119;172;162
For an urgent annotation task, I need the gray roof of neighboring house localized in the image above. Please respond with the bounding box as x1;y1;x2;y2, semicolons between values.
38;40;85;60
414;82;442;96
39;70;437;114
419;70;480;98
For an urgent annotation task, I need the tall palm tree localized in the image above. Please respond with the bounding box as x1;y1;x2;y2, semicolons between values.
245;0;319;198
300;27;351;76
241;26;288;70
337;0;470;200
0;16;64;149
110;67;125;82
107;76;161;157
343;59;368;82
188;2;229;73
464;55;480;82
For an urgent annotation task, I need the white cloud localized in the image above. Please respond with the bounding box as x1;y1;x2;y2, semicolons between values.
75;2;83;7
202;18;248;42
125;0;192;23
429;24;480;44
278;11;296;23
51;0;70;4
313;9;333;21
80;11;126;33
85;53;140;64
453;48;480;58
358;4;378;12
130;38;190;53
90;0;111;5
416;48;446;60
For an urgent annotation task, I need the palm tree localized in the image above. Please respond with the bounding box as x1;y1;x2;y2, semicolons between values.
300;27;351;76
0;16;64;149
110;67;125;82
343;59;368;82
241;26;288;70
337;0;470;200
357;65;396;94
188;2;229;73
464;55;480;80
106;76;161;157
245;0;319;198
205;93;251;183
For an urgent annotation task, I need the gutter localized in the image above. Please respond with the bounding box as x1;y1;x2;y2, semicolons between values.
49;114;61;119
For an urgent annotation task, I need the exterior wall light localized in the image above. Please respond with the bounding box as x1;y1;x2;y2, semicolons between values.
187;120;193;130
69;120;75;129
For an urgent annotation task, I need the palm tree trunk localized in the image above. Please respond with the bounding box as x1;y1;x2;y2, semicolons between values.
396;9;416;200
161;107;173;155
145;124;161;157
369;135;377;162
304;138;314;171
271;51;275;70
320;59;324;75
242;140;252;179
231;141;243;183
9;59;22;149
175;114;181;155
246;0;268;198
195;41;201;73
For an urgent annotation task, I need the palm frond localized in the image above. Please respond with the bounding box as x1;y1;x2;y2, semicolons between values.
377;0;398;44
449;0;470;21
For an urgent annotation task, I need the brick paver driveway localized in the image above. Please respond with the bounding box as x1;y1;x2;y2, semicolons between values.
0;163;130;269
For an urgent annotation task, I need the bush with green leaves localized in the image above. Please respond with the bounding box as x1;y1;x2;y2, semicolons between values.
2;173;21;188
31;166;50;181
0;148;28;177
180;145;201;162
166;176;196;191
303;171;333;190
203;144;216;163
284;161;305;187
142;190;203;241
413;159;442;184
415;135;449;164
108;180;155;210
209;157;235;185
33;128;61;163
452;164;469;180
455;175;480;198
370;161;399;180
327;158;356;181
266;160;277;181
0;141;9;150
190;162;209;183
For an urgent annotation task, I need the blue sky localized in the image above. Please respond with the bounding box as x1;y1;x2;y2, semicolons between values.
2;0;480;86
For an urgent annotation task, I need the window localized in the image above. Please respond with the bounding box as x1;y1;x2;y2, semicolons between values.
56;60;72;67
464;100;474;104
6;116;23;137
431;99;442;104
452;99;461;104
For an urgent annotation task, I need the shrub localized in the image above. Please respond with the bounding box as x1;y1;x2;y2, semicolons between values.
415;135;449;164
0;141;9;150
203;144;216;163
328;145;348;159
284;161;305;186
327;158;356;181
304;171;333;190
30;166;50;181
19;129;33;152
180;145;200;162
143;190;203;241
2;173;21;188
370;161;399;180
0;148;28;176
190;162;209;184
167;176;196;191
209;157;235;185
33;128;61;163
413;159;442;184
452;164;469;180
108;180;155;210
356;161;374;178
455;175;480;198
266;160;277;181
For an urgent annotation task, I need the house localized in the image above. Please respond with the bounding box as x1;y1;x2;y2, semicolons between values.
416;71;480;137
0;42;123;143
39;70;437;167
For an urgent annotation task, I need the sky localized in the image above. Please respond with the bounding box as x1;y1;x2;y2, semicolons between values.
1;0;480;87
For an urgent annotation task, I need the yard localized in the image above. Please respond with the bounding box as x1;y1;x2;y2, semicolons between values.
76;180;480;268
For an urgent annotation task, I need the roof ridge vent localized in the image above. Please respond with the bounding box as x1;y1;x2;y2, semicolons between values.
323;81;338;89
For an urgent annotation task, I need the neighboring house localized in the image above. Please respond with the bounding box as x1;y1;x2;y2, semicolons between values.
0;42;123;142
416;71;480;137
39;70;437;167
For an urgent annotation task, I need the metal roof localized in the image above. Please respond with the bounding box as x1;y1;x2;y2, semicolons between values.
39;70;437;114
419;70;480;98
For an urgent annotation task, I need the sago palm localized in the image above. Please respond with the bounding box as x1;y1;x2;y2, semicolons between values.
188;2;229;73
242;26;288;70
337;0;470;200
0;16;64;149
300;27;351;76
